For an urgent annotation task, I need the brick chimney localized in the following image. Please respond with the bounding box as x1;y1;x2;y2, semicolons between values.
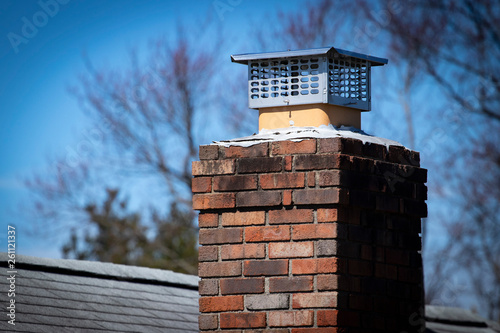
193;47;427;333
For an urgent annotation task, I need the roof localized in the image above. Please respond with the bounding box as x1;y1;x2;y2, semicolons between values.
231;46;388;66
0;253;199;333
1;254;498;333
426;305;500;333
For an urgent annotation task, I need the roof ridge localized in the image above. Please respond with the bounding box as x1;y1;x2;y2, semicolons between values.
0;253;199;290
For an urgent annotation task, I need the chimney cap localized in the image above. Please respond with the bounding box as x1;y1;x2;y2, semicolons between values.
231;46;388;67
232;46;388;117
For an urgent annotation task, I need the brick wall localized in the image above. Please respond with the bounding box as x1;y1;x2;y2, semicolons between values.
193;137;427;333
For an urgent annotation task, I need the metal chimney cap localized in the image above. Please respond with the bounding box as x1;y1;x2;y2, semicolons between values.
232;46;389;114
231;46;388;67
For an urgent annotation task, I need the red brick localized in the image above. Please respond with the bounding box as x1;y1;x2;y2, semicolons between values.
360;244;373;260
373;296;397;315
260;173;305;189
199;295;243;312
292;224;337;240
316;239;338;257
221;243;265;260
387;257;404;281
236;191;281;207
220;277;264;295
391;177;415;198
317;274;340;291
244;259;288;276
222;143;268;158
199;279;218;295
221;211;265;226
337;311;360;327
386;248;409;265
293;188;346;205
220;312;266;329
349;190;375;209
361;313;385;330
415;183;428;201
388;145;406;163
332;240;359;258
405;166;427;183
269;276;313;293
283;190;292;206
294;154;350;171
358;156;377;173
341;207;353;223
192;177;212;193
269;242;314;258
349;294;372;311
318;170;342;187
193;193;235;210
348;259;373;276
307;172;316;187
374;263;386;278
246;294;289;310
238;157;283;173
409;150;420;166
318;137;343;153
269;209;314;224
292;258;338;275
398;266;420;283
199;145;219;160
348;225;373;243
374;159;397;176
214;175;258;191
199;246;218;262
376;194;399;213
401;199;427;217
198;213;218;227
362;278;387;297
192;159;235;176
271;139;316;155
375;247;385;262
268;310;314;327
319;137;363;155
343;138;364;155
285;155;293;171
317;309;338;326
199;262;241;277
317;209;339;222
362;142;387;160
199;228;242;245
292;292;338;308
245;226;290;242
352;156;376;174
199;314;218;330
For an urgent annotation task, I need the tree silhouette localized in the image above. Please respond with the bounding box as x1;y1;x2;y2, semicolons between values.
26;24;221;274
62;188;198;274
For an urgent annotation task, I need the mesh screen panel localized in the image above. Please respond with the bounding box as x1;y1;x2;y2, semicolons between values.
247;54;371;110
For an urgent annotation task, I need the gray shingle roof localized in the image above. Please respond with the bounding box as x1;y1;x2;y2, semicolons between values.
1;253;498;333
426;305;500;333
0;253;199;333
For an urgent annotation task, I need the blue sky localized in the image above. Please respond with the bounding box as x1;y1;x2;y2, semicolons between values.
0;0;308;258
